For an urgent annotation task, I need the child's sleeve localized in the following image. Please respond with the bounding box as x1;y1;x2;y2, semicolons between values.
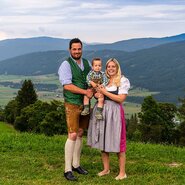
86;71;92;87
102;72;109;87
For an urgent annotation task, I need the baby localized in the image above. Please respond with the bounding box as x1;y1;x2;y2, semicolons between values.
81;57;109;120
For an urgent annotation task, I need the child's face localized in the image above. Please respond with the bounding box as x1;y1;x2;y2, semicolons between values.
92;60;102;72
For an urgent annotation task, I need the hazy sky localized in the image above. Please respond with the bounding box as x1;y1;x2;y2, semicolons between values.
1;0;185;43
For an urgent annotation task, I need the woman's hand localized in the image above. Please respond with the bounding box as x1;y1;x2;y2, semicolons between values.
94;92;104;99
97;85;106;94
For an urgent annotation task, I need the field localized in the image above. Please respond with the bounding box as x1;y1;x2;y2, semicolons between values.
0;74;63;107
0;121;185;185
0;74;160;117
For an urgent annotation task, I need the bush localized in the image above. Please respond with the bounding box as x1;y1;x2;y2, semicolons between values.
40;110;67;136
14;100;67;135
4;100;18;124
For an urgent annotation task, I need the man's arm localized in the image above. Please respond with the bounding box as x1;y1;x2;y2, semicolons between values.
64;84;93;98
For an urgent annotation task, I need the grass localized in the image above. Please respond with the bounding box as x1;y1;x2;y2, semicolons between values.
124;102;141;119
0;121;185;185
129;87;159;97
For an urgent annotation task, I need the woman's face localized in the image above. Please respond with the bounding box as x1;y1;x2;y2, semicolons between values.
106;61;117;77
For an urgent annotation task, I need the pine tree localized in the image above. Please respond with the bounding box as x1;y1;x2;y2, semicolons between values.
16;79;37;115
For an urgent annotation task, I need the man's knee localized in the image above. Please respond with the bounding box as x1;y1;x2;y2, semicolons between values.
68;132;78;140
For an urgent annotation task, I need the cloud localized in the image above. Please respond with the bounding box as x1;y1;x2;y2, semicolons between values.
0;0;185;42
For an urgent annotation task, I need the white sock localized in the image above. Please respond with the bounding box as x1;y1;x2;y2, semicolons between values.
64;139;76;172
72;137;83;168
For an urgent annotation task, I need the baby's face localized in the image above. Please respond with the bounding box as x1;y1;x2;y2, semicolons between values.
92;60;102;72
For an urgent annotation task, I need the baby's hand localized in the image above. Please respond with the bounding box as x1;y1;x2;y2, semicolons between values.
97;85;106;94
90;81;97;88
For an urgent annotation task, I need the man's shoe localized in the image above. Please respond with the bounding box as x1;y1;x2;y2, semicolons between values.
64;171;77;181
72;166;88;175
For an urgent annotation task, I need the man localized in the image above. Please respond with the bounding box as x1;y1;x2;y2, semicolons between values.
58;38;92;181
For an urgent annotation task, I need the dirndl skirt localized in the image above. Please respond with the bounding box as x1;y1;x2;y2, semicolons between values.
87;100;126;153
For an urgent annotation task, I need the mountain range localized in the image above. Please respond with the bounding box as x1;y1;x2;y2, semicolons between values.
0;35;185;103
1;33;185;61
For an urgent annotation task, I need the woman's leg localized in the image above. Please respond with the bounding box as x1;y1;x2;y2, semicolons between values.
98;151;110;176
115;152;127;180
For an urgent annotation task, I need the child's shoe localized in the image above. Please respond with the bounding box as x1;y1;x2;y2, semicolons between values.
95;111;103;120
81;107;90;115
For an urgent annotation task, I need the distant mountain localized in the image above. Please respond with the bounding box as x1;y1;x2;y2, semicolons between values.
122;40;185;103
1;33;185;61
0;40;185;103
84;33;185;52
0;37;71;61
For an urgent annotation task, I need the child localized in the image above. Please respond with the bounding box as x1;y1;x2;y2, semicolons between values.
81;58;109;120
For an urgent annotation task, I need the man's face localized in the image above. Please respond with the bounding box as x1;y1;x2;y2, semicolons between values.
69;43;82;60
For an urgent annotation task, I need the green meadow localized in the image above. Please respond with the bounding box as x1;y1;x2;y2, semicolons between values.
0;74;159;118
0;74;63;107
0;121;185;185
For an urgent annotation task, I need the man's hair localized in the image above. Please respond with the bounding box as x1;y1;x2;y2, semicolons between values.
69;38;83;49
92;57;102;65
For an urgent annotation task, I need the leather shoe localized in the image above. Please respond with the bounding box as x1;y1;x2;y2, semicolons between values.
64;171;77;181
72;166;88;175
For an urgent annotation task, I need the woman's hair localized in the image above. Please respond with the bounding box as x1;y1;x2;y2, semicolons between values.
105;58;123;87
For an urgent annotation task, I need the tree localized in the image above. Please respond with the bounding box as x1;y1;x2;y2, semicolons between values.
127;114;140;141
138;96;163;142
177;97;185;146
0;106;4;121
14;100;67;135
14;100;51;132
178;97;185;120
15;79;37;115
138;96;177;144
158;103;177;143
4;100;18;124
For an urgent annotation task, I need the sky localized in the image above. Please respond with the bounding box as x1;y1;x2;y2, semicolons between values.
0;0;185;43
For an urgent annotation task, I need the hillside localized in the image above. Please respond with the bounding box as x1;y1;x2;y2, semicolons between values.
0;37;71;61
85;33;185;52
0;41;185;103
0;121;185;185
0;33;185;61
123;40;185;103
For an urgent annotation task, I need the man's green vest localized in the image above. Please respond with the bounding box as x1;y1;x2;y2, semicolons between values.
63;57;91;105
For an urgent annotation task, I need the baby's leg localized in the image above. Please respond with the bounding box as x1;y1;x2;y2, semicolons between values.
97;94;104;108
95;93;104;120
83;95;90;105
81;96;90;116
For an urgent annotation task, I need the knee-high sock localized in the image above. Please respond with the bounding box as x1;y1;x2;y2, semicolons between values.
64;139;76;172
72;137;83;168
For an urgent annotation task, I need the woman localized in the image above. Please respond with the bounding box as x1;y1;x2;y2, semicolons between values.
87;58;130;180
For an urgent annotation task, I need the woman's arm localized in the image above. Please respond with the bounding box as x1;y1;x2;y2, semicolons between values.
97;85;127;103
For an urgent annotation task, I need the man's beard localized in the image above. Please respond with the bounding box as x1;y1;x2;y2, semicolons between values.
72;56;81;60
71;54;82;60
